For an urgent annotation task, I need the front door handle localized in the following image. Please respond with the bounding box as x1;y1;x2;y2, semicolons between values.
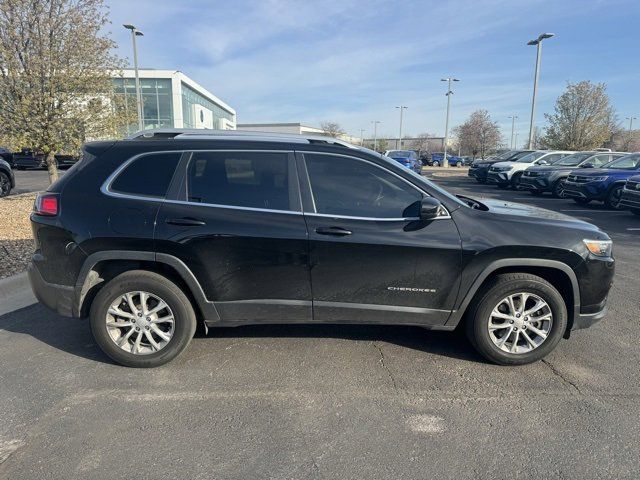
166;217;206;227
315;226;352;236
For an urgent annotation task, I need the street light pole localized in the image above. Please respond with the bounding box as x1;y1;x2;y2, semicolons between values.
395;106;407;149
372;120;380;151
626;116;636;148
359;129;365;146
527;33;554;149
124;24;144;131
441;77;460;168
508;115;518;149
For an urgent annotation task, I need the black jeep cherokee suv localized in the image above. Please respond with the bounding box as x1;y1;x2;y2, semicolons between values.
28;130;615;367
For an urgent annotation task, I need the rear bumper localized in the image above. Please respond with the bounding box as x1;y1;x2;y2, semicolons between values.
27;262;76;317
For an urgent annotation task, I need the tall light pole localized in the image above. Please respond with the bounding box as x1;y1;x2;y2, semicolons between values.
372;120;380;151
124;24;144;131
626;116;636;148
395;106;407;149
526;33;554;149
441;77;460;168
514;131;519;149
508;115;518;149
359;128;365;146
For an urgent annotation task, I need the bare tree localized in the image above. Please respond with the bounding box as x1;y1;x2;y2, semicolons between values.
0;0;132;183
320;122;345;138
453;110;501;159
542;81;616;150
406;132;437;154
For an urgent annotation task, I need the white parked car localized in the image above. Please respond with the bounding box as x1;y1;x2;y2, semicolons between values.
486;150;574;189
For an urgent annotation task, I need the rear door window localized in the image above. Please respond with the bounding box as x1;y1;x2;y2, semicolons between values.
110;152;182;197
185;151;298;211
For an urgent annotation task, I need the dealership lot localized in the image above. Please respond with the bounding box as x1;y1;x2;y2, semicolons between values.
1;172;639;479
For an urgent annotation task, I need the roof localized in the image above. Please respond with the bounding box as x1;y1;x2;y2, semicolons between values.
126;128;362;149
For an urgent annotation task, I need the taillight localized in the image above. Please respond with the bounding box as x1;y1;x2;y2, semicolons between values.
34;193;59;216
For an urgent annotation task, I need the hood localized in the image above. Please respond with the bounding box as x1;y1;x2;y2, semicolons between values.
482;198;597;228
569;167;640;177
491;161;517;168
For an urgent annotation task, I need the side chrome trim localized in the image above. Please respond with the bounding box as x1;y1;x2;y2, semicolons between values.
314;300;451;314
304;212;421;222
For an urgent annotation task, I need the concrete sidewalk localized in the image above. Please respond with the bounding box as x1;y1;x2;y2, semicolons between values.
0;271;36;316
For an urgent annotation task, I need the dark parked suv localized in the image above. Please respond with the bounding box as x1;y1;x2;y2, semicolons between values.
28;130;615;367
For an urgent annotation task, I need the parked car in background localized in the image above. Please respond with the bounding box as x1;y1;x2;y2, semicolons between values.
428;152;450;167
487;150;573;189
620;175;640;216
12;148;79;170
0;158;15;197
468;150;535;183
521;151;627;197
563;153;640;209
0;147;13;166
28;128;614;367
384;149;421;173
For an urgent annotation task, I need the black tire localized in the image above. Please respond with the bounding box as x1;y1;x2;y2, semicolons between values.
529;190;543;196
456;161;462;167
604;184;624;210
551;180;565;198
432;160;440;167
631;209;640;216
0;171;11;197
89;270;197;368
573;198;590;205
465;273;567;365
476;177;486;184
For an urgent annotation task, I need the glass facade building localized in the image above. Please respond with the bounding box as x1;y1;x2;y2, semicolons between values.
112;70;236;135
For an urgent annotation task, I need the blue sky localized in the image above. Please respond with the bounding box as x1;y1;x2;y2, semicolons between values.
106;0;640;144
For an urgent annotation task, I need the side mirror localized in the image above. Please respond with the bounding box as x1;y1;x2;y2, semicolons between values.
536;159;548;165
580;163;595;169
420;197;443;220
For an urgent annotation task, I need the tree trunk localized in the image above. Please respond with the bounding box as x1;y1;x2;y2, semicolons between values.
45;151;59;184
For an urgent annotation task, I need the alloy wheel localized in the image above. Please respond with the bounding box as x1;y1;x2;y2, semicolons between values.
105;291;175;355
487;292;553;354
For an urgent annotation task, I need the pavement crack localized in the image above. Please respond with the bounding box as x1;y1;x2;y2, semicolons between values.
542;359;583;395
373;341;399;392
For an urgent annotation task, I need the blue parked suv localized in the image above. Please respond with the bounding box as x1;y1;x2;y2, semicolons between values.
385;150;421;173
563;153;640;209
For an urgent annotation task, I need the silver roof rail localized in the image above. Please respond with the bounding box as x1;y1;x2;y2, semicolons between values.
126;128;360;149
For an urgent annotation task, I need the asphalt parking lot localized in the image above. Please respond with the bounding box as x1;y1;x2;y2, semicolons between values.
1;170;639;479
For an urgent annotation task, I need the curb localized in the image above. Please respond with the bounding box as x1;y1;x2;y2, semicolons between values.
0;271;36;316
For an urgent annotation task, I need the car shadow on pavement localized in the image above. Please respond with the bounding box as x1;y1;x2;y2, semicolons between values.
0;303;482;365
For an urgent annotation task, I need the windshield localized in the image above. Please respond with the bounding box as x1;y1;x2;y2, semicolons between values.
504;150;534;161
387;150;411;159
602;153;640;170
553;152;594;166
493;150;517;160
516;151;548;163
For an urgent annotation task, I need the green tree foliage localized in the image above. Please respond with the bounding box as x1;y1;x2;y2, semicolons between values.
0;0;133;182
543;81;617;150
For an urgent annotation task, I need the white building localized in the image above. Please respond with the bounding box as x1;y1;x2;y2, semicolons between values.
237;122;363;144
113;69;236;134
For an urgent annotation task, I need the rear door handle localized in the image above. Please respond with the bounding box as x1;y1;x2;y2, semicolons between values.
165;217;206;227
315;226;352;236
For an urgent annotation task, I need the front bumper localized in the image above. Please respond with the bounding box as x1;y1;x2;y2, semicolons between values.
573;306;607;331
28;262;76;317
562;181;608;201
620;188;640;210
520;175;551;192
486;171;510;185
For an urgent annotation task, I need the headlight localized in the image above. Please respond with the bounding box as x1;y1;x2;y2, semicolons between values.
583;239;613;257
536;171;552;177
589;176;609;182
496;166;512;172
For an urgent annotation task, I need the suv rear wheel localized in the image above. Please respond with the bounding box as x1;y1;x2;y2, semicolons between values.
89;270;197;368
465;273;567;365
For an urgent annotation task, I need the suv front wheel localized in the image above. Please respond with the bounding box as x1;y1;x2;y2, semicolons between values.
465;273;567;365
89;270;197;368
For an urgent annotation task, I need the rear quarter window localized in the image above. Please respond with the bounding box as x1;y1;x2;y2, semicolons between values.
110;152;182;197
